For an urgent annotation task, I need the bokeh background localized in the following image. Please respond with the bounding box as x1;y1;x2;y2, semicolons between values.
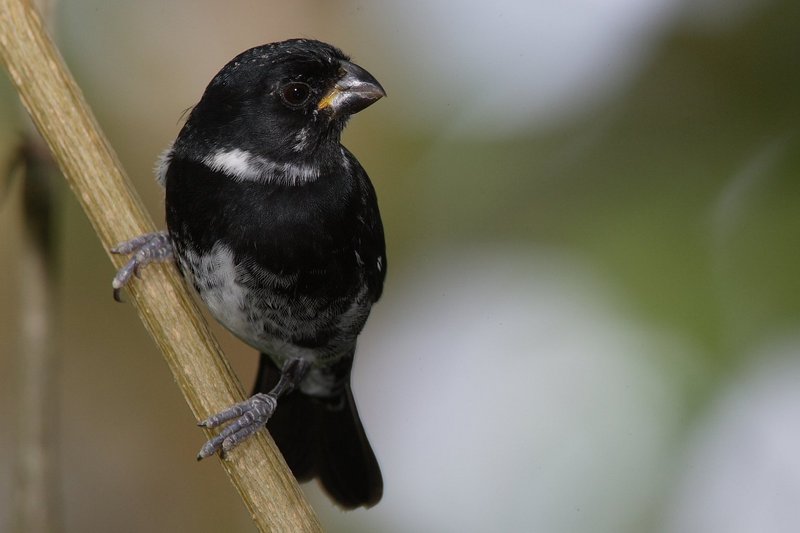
2;0;799;531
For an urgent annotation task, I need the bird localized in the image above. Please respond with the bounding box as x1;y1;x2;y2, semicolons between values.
110;38;387;509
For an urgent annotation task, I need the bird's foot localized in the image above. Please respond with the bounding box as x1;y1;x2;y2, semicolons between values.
196;393;278;460
110;231;173;301
195;358;310;460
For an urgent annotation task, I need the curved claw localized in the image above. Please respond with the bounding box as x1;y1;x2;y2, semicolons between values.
197;432;229;461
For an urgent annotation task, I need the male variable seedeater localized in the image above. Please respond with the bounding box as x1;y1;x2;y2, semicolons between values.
111;39;386;509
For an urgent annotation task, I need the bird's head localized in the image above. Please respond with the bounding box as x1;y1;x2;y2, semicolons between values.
175;39;385;174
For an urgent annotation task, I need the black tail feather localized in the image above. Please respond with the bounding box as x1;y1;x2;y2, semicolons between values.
253;353;383;509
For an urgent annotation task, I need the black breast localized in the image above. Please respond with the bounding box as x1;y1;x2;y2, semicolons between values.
165;157;363;303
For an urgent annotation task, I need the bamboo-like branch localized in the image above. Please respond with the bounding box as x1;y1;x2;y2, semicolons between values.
0;1;322;531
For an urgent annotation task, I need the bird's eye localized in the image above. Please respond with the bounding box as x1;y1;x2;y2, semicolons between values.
280;82;312;107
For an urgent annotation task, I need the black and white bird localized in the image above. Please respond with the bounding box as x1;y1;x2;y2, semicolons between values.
111;39;386;509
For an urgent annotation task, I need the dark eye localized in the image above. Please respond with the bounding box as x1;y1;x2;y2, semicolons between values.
280;82;311;107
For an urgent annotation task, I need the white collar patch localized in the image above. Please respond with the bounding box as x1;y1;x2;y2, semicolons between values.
202;148;320;186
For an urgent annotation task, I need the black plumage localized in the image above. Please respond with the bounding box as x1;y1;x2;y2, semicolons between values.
124;39;387;508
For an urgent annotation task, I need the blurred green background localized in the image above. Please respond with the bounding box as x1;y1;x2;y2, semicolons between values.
1;1;799;532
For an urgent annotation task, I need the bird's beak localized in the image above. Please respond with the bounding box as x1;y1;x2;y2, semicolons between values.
317;60;386;118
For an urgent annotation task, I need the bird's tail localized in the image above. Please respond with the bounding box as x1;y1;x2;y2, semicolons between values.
253;353;383;509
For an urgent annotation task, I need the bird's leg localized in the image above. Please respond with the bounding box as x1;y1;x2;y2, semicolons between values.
110;230;173;301
196;358;311;460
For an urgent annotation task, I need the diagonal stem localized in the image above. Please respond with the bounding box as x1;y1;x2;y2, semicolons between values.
0;1;321;531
